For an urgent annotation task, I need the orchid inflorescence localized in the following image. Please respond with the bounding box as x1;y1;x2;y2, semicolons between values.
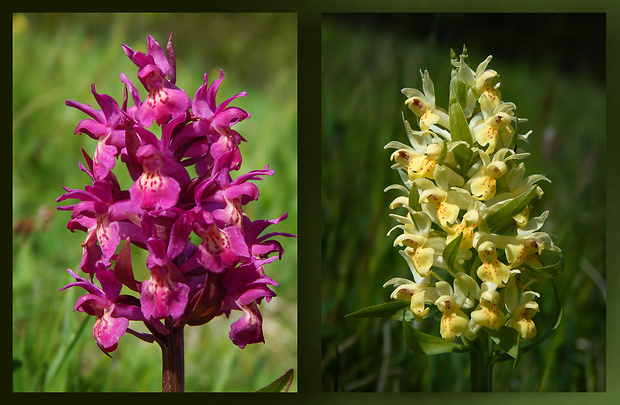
382;48;562;348
57;33;294;356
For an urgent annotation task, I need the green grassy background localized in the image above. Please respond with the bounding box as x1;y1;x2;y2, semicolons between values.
321;13;606;392
13;13;297;392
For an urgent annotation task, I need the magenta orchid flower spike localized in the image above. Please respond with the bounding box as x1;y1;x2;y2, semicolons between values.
57;33;295;392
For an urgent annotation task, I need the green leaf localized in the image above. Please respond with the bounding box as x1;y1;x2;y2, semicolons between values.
486;326;520;364
255;369;294;392
407;187;429;233
43;316;90;391
408;183;422;212
486;185;538;232
346;301;410;319
448;68;474;176
442;231;463;272
449;76;473;145
437;140;448;166
402;319;472;355
522;250;565;278
449;63;469;111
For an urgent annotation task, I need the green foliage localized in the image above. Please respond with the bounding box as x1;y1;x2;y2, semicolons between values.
402;320;472;355
448;69;473;175
486;185;539;232
13;13;297;392
255;369;295;392
346;301;410;320
442;231;463;273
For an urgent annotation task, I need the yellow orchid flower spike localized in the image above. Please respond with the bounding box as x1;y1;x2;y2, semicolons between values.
374;48;565;392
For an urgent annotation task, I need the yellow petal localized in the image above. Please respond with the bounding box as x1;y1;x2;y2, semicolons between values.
507;316;537;340
471;175;497;201
505;243;525;268
448;220;477;251
405;96;430;117
471;301;506;330
412;246;434;277
440;309;469;341
476;260;511;286
513;205;530;226
437;202;459;228
421;109;440;129
474;125;498;154
408;155;437;180
483;86;501;106
410;290;429;321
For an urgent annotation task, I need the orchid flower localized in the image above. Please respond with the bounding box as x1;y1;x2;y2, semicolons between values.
434;275;477;341
389;212;445;277
475;241;513;287
469;97;516;154
454;54;501;117
470;281;507;332
65;84;126;179
467;148;528;201
493;211;559;269
383;274;438;321
122;34;191;127
505;277;540;340
402;70;450;130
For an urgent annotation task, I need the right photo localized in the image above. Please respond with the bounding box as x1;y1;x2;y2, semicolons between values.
321;13;605;392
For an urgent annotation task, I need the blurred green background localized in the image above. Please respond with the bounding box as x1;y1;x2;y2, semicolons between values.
13;13;297;392
321;13;605;392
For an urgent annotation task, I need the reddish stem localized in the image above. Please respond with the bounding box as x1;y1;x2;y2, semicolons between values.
159;323;185;392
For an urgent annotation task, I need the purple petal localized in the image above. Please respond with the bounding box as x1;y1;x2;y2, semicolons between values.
91;84;123;127
147;35;170;75
229;303;264;349
93;141;118;180
140;267;189;321
120;73;142;107
65;99;104;122
194;224;249;273
93;308;129;351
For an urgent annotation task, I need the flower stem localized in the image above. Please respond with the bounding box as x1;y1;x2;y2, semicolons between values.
469;330;492;392
160;323;185;392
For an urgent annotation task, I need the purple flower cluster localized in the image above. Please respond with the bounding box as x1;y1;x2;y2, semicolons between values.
57;34;293;355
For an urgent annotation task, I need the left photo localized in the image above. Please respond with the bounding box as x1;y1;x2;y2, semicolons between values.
13;13;297;392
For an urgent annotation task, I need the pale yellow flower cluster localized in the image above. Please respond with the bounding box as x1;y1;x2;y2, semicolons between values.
384;50;561;342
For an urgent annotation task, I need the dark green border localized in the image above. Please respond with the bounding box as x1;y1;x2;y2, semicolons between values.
8;0;620;402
